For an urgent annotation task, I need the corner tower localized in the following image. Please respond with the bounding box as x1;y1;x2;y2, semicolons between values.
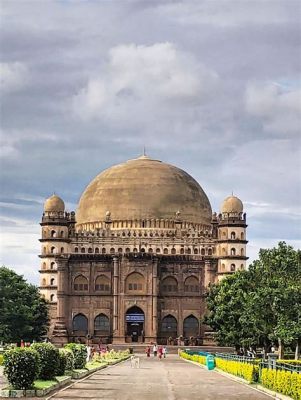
216;195;248;281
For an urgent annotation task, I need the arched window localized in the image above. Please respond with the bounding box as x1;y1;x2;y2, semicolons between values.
183;315;199;337
94;314;110;334
163;248;168;254
88;247;93;254
187;248;191;255
194;248;198;255
50;262;55;269
60;231;64;238
208;248;212;256
240;264;244;270
231;264;236;272
162;276;178;293
50;278;55;286
221;263;225;270
43;246;46;254
241;232;244;240
118;248;123;254
50;294;55;302
241;248;244;256
125;248;130;253
109;247;115;255
231;231;236;240
60;247;64;253
125;272;144;293
184;276;199;293
180;248;184;255
156;248;161;253
141;248;145;253
231;248;236;256
42;278;46;286
201;248;205;255
81;247;85;253
42;262;46;270
51;230;56;238
74;247;78;253
161;315;177;337
95;247;99;254
222;248;226;255
50;246;55;254
95;275;110;292
148;248;153;253
74;275;88;291
102;247;106;254
171;248;176;255
73;314;88;332
133;248;138;253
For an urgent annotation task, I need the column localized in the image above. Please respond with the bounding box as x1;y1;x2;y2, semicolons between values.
113;256;119;334
152;258;158;339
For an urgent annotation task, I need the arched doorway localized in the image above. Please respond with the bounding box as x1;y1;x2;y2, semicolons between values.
125;306;145;343
183;315;199;337
160;315;178;340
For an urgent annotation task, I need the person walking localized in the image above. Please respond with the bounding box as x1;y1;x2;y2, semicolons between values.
145;346;151;357
153;343;158;357
163;346;167;358
158;346;163;360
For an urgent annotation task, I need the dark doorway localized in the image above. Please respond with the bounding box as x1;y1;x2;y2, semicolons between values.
126;306;145;342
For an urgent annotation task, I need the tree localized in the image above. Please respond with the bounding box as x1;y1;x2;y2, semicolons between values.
0;266;49;343
205;242;301;358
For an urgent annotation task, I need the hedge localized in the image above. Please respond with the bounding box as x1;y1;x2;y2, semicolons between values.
3;348;40;390
277;360;301;366
179;351;206;365
59;348;74;372
261;368;301;400
64;343;87;369
0;354;3;366
215;358;258;383
31;343;60;380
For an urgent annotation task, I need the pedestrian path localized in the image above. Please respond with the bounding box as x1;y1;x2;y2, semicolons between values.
49;354;271;400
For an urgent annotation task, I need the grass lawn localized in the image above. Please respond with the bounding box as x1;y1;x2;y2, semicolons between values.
34;380;57;390
85;361;107;370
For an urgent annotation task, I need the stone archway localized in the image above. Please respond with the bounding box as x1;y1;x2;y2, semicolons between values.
125;306;145;343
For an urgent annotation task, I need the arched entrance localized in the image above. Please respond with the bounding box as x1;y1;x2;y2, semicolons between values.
125;306;145;343
183;315;199;337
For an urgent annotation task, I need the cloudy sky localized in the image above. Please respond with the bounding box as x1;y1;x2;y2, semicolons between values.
1;0;300;284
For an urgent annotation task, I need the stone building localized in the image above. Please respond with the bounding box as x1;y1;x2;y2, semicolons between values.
39;155;248;345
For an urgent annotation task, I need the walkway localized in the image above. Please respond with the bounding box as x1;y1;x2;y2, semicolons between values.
49;354;271;400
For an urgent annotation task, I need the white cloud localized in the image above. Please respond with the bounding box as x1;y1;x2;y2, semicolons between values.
245;82;301;135
72;42;219;121
0;62;29;94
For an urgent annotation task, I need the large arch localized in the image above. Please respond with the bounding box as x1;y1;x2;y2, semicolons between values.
95;275;110;293
125;305;145;342
183;315;199;337
125;272;145;294
184;276;199;293
94;314;110;335
160;314;177;339
73;313;88;333
74;275;88;291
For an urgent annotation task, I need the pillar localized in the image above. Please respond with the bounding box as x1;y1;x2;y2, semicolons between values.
151;257;158;340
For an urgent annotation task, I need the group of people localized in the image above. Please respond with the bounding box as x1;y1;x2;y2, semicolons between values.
145;344;167;359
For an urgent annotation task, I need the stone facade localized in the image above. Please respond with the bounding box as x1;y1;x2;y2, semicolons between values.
39;156;248;345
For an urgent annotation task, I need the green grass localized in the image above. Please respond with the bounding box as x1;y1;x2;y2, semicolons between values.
55;375;70;382
73;368;88;373
34;380;57;390
85;361;107;370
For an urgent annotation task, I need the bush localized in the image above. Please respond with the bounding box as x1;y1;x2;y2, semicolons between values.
215;358;257;383
261;368;301;400
3;347;40;390
58;348;74;374
277;360;301;366
0;354;3;366
179;351;206;365
31;342;59;379
65;343;87;369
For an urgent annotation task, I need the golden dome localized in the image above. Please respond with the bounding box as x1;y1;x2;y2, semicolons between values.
44;194;65;213
221;195;243;214
76;156;212;228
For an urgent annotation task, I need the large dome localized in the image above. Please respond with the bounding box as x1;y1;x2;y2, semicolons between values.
76;155;212;229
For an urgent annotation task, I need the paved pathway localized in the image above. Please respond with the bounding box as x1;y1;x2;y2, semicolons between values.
49;354;271;400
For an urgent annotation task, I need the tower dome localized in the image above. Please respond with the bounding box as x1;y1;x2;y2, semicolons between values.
76;156;212;230
221;195;243;214
44;194;65;213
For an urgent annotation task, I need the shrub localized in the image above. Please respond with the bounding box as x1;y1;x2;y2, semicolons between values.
277;360;301;366
3;347;40;390
65;343;87;369
58;348;74;374
31;342;60;379
261;368;301;400
0;354;3;366
179;351;207;365
215;358;257;383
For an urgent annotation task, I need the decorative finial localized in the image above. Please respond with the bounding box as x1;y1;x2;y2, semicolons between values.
143;145;146;156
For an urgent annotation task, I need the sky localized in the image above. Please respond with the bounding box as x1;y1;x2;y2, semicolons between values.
0;0;300;284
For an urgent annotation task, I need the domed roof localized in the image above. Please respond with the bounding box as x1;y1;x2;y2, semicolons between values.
76;155;212;228
44;194;65;213
221;195;243;214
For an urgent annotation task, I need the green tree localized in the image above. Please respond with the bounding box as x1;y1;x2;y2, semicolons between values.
0;266;49;343
205;242;301;358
